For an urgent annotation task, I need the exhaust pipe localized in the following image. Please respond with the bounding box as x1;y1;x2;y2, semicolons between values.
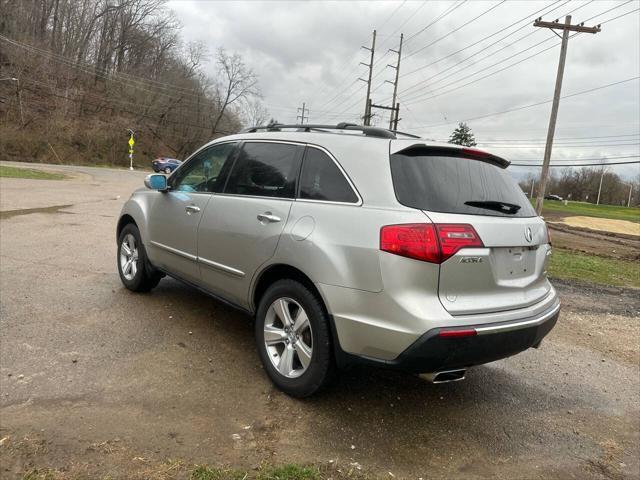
421;368;467;384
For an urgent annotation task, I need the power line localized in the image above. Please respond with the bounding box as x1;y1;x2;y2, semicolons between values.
396;0;595;101
404;0;467;46
398;2;637;106
478;133;640;142
408;76;640;130
510;160;639;167
510;155;640;162
479;142;640;149
0;35;224;113
403;1;506;60
372;0;425;66
402;34;556;103
400;0;567;81
314;2;411;113
319;0;472;118
0;34;206;99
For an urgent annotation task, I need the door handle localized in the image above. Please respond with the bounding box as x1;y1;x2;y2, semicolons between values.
257;212;281;223
185;205;201;215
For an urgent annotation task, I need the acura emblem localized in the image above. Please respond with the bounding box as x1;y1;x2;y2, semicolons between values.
524;227;533;243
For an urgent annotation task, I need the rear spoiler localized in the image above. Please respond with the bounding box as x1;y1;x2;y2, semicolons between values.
392;144;510;168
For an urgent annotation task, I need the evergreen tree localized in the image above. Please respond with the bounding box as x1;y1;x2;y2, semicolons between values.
448;122;477;146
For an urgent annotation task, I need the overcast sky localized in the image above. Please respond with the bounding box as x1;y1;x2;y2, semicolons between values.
167;0;640;180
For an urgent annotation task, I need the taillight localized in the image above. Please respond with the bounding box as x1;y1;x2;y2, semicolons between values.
380;224;440;263
435;224;484;261
380;223;483;264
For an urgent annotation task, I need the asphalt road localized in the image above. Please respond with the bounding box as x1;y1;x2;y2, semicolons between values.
1;162;639;479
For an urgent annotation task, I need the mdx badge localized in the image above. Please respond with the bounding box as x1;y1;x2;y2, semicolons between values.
459;257;483;264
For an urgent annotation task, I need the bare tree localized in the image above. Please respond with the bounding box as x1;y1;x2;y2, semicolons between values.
211;48;259;135
0;0;257;166
242;98;269;127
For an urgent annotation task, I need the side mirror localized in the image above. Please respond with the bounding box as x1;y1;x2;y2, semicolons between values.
144;174;168;191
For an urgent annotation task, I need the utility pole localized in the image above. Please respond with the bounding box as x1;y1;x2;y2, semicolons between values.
359;30;376;126
530;179;535;198
627;184;633;208
296;102;308;124
596;165;606;205
386;33;403;130
15;77;23;126
533;16;600;215
0;77;23;126
392;102;400;130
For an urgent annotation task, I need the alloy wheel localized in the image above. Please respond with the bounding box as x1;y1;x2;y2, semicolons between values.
119;233;139;281
264;297;313;378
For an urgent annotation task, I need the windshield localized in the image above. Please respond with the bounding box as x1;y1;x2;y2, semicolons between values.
390;152;536;218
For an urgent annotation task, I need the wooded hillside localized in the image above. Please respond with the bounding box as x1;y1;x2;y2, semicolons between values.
0;0;263;167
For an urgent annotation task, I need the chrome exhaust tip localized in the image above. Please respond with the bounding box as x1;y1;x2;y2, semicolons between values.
421;368;467;384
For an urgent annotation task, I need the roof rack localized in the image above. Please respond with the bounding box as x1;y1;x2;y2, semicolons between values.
241;122;417;140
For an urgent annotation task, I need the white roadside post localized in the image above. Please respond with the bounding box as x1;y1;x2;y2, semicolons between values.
128;129;135;171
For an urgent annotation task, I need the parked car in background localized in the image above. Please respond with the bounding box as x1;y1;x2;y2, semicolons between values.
117;123;558;397
544;194;563;201
152;157;182;174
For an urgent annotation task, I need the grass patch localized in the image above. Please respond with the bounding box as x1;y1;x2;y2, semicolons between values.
22;462;368;480
191;464;322;480
549;248;639;288
0;165;67;180
536;199;640;223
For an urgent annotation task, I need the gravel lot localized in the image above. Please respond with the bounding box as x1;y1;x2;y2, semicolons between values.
1;162;639;479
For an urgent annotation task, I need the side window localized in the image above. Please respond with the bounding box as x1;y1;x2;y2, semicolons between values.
299;148;359;203
224;142;301;198
170;143;236;193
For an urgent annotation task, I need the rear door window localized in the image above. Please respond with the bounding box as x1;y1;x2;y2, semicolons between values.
299;147;359;203
390;151;536;217
224;142;301;198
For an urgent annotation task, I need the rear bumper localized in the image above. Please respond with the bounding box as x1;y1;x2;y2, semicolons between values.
389;302;560;373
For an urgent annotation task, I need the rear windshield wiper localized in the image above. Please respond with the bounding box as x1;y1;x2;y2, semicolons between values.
464;200;521;214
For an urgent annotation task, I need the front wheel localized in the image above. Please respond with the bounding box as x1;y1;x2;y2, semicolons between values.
255;279;335;397
117;224;162;292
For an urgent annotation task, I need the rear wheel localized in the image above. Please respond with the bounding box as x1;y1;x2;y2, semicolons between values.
117;224;162;292
255;279;334;397
164;167;172;174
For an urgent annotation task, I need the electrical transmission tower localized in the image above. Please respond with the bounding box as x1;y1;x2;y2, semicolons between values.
296;102;308;124
359;30;376;126
533;15;600;214
366;33;403;130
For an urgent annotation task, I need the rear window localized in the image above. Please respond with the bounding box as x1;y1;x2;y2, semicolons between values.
390;152;536;218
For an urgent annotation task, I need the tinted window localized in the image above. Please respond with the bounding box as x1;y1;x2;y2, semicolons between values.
299;148;359;203
224;142;300;198
390;152;536;218
171;143;236;193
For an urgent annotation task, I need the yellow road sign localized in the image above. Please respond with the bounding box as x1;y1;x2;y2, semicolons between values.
128;136;135;148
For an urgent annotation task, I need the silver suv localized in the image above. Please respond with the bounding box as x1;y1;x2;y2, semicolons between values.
116;123;559;397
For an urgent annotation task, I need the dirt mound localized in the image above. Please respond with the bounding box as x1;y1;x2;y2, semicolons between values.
559;216;640;237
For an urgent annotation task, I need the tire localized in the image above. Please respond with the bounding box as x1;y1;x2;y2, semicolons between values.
117;223;162;292
255;279;335;397
164;167;172;174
